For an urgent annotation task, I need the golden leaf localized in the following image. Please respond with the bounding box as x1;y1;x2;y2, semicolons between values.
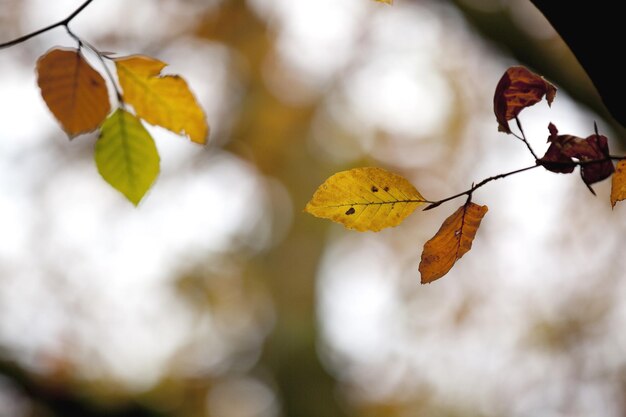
305;167;426;232
419;202;488;284
374;0;393;4
115;55;208;144
36;47;110;137
611;160;626;208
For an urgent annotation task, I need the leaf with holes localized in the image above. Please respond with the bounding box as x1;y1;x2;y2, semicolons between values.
419;202;488;284
115;55;208;144
305;167;426;232
95;109;160;205
611;161;626;208
36;47;110;137
494;66;556;133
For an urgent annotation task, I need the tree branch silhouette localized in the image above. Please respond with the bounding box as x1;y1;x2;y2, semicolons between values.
424;155;626;211
0;0;95;49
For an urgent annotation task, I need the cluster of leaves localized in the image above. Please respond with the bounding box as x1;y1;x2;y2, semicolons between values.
306;66;626;283
1;2;208;205
38;48;208;205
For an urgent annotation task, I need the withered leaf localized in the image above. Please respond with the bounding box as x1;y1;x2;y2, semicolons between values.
494;66;556;133
538;123;614;188
419;202;488;284
610;161;626;208
36;47;110;137
305;167;426;232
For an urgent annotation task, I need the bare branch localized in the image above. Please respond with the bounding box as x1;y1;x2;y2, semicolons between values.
0;0;95;49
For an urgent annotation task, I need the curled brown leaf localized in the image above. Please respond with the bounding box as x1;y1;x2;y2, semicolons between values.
538;123;614;188
494;66;556;133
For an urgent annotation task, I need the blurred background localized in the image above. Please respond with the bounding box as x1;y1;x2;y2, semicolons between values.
1;0;626;416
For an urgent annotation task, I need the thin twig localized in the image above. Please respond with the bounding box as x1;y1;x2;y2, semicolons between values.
540;155;626;167
0;0;95;49
514;116;538;160
74;33;124;105
423;164;541;210
64;25;83;48
424;153;626;211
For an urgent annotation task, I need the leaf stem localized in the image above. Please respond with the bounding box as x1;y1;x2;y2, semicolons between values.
74;33;124;105
0;0;95;49
513;116;539;160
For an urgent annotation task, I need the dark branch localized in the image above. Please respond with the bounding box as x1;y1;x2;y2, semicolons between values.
423;164;540;210
75;35;124;105
0;0;95;49
514;116;538;160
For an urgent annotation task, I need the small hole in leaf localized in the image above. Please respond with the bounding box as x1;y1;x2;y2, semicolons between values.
345;207;356;215
383;186;390;192
371;186;378;192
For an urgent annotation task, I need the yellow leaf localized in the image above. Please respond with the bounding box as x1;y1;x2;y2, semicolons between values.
374;0;393;3
419;202;488;284
305;167;426;232
611;160;626;208
36;47;110;137
115;55;208;144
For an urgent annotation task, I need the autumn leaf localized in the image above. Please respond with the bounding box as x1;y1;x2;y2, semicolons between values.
305;167;426;232
374;0;393;4
95;109;160;205
494;66;556;133
611;161;626;208
538;123;614;190
419;202;488;284
36;47;110;137
115;55;208;144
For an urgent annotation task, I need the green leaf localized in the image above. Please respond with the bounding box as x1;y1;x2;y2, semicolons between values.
95;109;160;205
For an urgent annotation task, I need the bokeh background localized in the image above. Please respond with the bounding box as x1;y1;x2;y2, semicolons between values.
1;0;626;416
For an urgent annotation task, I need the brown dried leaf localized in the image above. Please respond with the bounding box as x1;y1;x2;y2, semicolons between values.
419;202;488;284
538;123;614;188
36;47;110;137
610;161;626;208
494;66;556;133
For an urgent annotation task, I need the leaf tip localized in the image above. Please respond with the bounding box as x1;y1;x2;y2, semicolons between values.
545;82;557;106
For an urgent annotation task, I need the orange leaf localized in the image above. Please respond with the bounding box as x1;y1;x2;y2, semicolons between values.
115;55;208;144
419;202;488;284
611;161;626;208
494;66;556;133
36;47;110;137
